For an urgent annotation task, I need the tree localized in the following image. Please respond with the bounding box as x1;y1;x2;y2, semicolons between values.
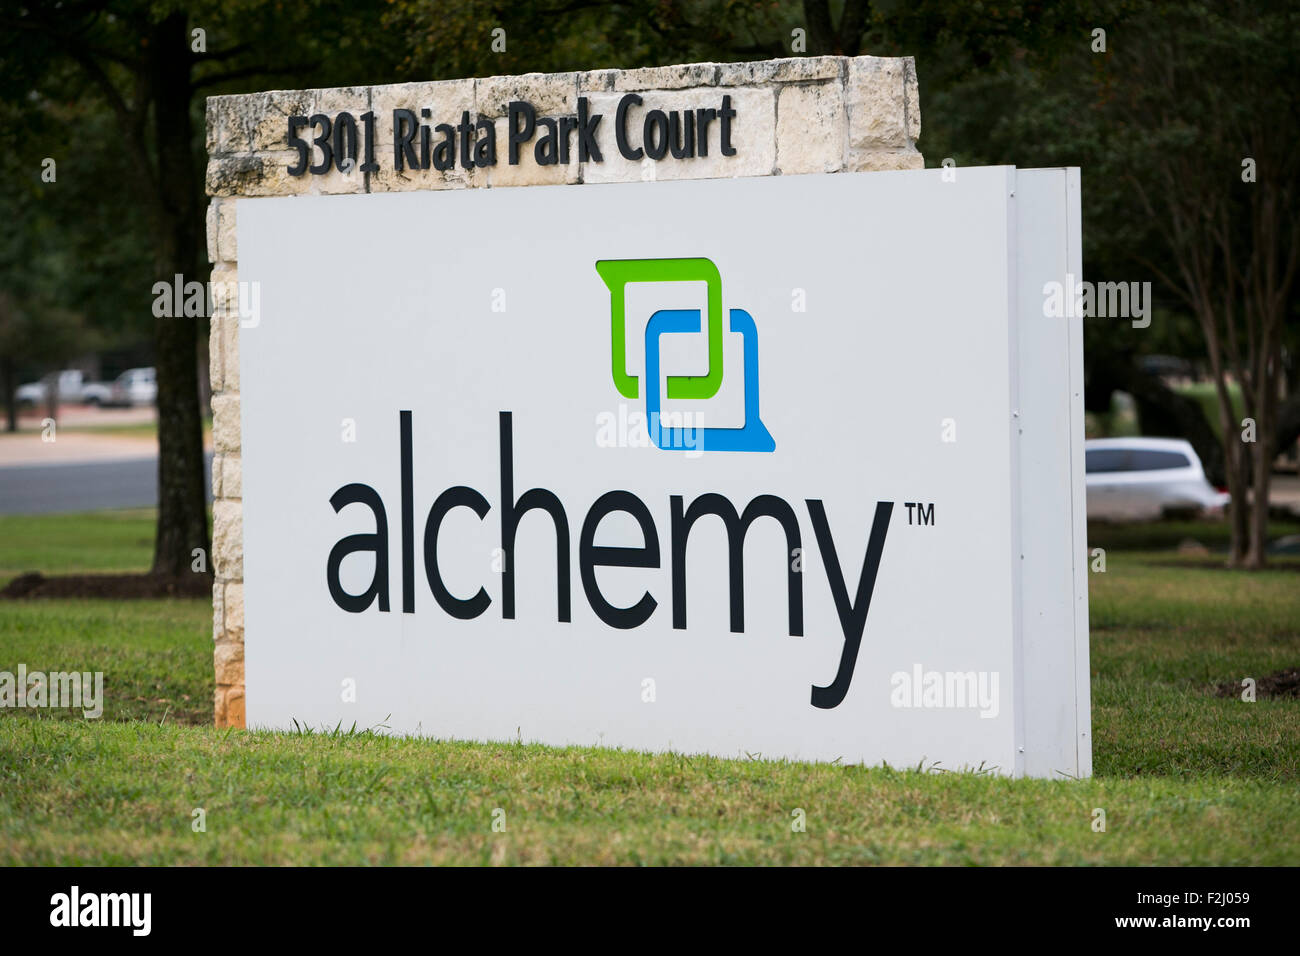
915;1;1298;565
1088;2;1299;566
386;0;1059;78
1;0;394;575
0;295;87;431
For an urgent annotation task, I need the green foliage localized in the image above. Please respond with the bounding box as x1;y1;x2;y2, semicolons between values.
0;98;137;376
384;0;790;78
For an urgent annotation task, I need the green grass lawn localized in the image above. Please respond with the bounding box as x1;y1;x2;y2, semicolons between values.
58;421;160;439
0;512;1297;864
1087;515;1300;553
57;415;212;442
2;416;211;442
0;510;156;589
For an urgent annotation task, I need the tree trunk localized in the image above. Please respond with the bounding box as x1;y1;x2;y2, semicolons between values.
1245;333;1282;568
148;12;210;577
1;357;15;432
43;370;57;425
1210;369;1248;566
803;0;836;54
1247;449;1271;568
802;0;870;55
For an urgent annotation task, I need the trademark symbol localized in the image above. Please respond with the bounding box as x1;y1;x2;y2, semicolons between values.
904;502;935;526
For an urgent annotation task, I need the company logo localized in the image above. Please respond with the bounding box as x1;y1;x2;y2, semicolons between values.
323;260;895;712
595;257;774;453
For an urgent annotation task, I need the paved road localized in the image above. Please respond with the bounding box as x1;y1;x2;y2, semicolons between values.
0;451;1293;517
0;453;213;514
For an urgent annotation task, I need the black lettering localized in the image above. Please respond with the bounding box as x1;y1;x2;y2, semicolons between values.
499;412;571;622
720;94;737;156
424;486;493;620
695;108;716;157
360;110;379;172
326;484;391;613
433;124;455;171
558;115;577;164
419;117;431;170
806;500;892;709
668;110;694;159
393;109;418;172
400;410;414;613
577;96;603;162
287;116;309;176
457;111;474;169
308;113;333;174
579;491;659;630
643;109;669;160
534;117;559;165
670;493;802;635
507;101;535;165
474;115;496;166
615;93;643;160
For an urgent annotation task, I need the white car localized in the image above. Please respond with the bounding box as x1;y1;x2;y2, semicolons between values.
1085;437;1229;521
108;367;157;407
15;369;112;406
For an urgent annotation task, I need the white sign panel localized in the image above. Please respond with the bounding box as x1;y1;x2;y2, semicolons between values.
239;166;1090;777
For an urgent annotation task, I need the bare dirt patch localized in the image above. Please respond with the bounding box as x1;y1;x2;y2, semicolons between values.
0;571;212;599
1214;667;1300;700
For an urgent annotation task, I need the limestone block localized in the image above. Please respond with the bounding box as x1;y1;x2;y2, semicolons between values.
221;455;242;499
719;56;842;85
207;152;306;197
212;499;243;579
606;63;720;92
221;318;240;391
845;149;925;172
205;201;218;264
476;72;576;118
207;303;224;392
211;392;241;455
223;582;244;641
215;199;237;261
212;580;224;641
846;56;910;154
214;640;244;684
225;687;245;728
776;81;846;175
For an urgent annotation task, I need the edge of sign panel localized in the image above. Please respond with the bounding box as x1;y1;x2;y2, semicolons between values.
1004;166;1027;779
1065;168;1092;779
1013;167;1091;779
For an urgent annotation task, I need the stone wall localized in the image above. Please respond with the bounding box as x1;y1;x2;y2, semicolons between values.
205;55;923;727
